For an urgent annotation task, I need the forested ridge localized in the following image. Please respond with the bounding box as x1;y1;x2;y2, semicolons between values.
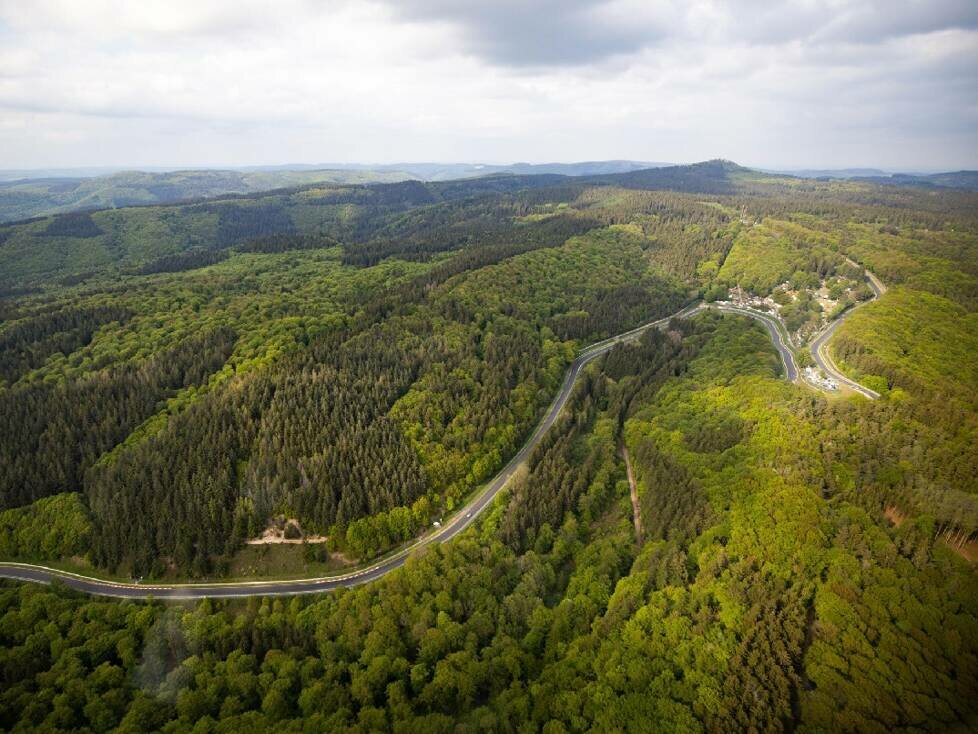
0;163;976;731
0;168;414;223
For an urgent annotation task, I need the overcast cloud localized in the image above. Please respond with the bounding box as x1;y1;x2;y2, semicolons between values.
0;0;975;170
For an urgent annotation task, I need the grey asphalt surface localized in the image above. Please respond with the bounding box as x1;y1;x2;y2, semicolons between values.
0;298;803;599
809;268;884;400
710;304;799;382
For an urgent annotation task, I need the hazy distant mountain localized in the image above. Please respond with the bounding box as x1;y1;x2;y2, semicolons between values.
0;161;667;222
770;168;892;178
254;160;671;181
0;168;413;223
0;167;177;181
463;160;671;179
767;167;978;191
581;159;749;194
5;159;973;223
870;171;978;191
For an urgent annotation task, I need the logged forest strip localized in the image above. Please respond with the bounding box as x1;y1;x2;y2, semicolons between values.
0;285;885;598
621;444;643;545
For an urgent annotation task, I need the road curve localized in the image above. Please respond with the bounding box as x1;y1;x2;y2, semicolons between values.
709;304;799;382
0;302;704;599
0;283;880;599
809;265;885;400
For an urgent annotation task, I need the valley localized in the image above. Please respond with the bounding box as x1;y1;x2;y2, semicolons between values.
1;162;976;732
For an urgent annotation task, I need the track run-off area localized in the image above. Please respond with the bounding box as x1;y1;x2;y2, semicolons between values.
0;269;884;598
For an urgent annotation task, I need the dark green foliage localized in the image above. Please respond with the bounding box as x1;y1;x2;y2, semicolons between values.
499;372;607;552
84;291;581;572
0;493;91;560
135;248;229;274
682;410;745;453
243;324;430;530
548;279;685;343
586;158;743;194
708;564;809;734
633;438;713;543
212;203;295;247
309;178;438;209
40;211;102;238
432;172;567;200
0;285;38;299
342;206;596;267
603;320;703;425
87;371;271;575
0;327;236;509
235;233;337;253
0;304;132;385
366;179;438;206
58;270;97;286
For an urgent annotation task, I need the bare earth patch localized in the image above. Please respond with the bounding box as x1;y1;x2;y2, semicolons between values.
246;518;329;545
621;445;643;545
884;506;907;526
885;505;976;565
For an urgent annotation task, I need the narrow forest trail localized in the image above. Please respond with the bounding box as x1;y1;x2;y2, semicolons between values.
621;445;643;545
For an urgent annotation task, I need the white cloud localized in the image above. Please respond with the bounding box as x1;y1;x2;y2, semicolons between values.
0;0;975;169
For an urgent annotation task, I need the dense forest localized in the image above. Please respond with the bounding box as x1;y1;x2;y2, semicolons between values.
0;163;976;731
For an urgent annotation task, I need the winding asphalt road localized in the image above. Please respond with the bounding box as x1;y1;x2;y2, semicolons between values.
0;280;879;599
0;303;702;599
809;266;885;399
710;304;799;381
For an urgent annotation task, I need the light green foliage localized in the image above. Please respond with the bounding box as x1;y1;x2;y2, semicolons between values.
842;223;978;310
1;166;977;731
0;584;163;732
829;286;978;532
833;286;978;399
718;218;841;295
1;316;977;731
10;250;426;387
801;507;978;732
391;227;683;504
344;499;432;559
0;493;92;560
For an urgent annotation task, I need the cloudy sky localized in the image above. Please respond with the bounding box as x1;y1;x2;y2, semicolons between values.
1;0;976;171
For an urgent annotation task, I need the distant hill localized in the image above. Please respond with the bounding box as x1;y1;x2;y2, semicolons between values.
6;157;975;291
767;167;978;191
582;159;750;194
0;161;670;222
0;168;414;223
868;170;978;191
248;160;670;181
772;168;892;179
427;160;669;180
0;159;753;290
